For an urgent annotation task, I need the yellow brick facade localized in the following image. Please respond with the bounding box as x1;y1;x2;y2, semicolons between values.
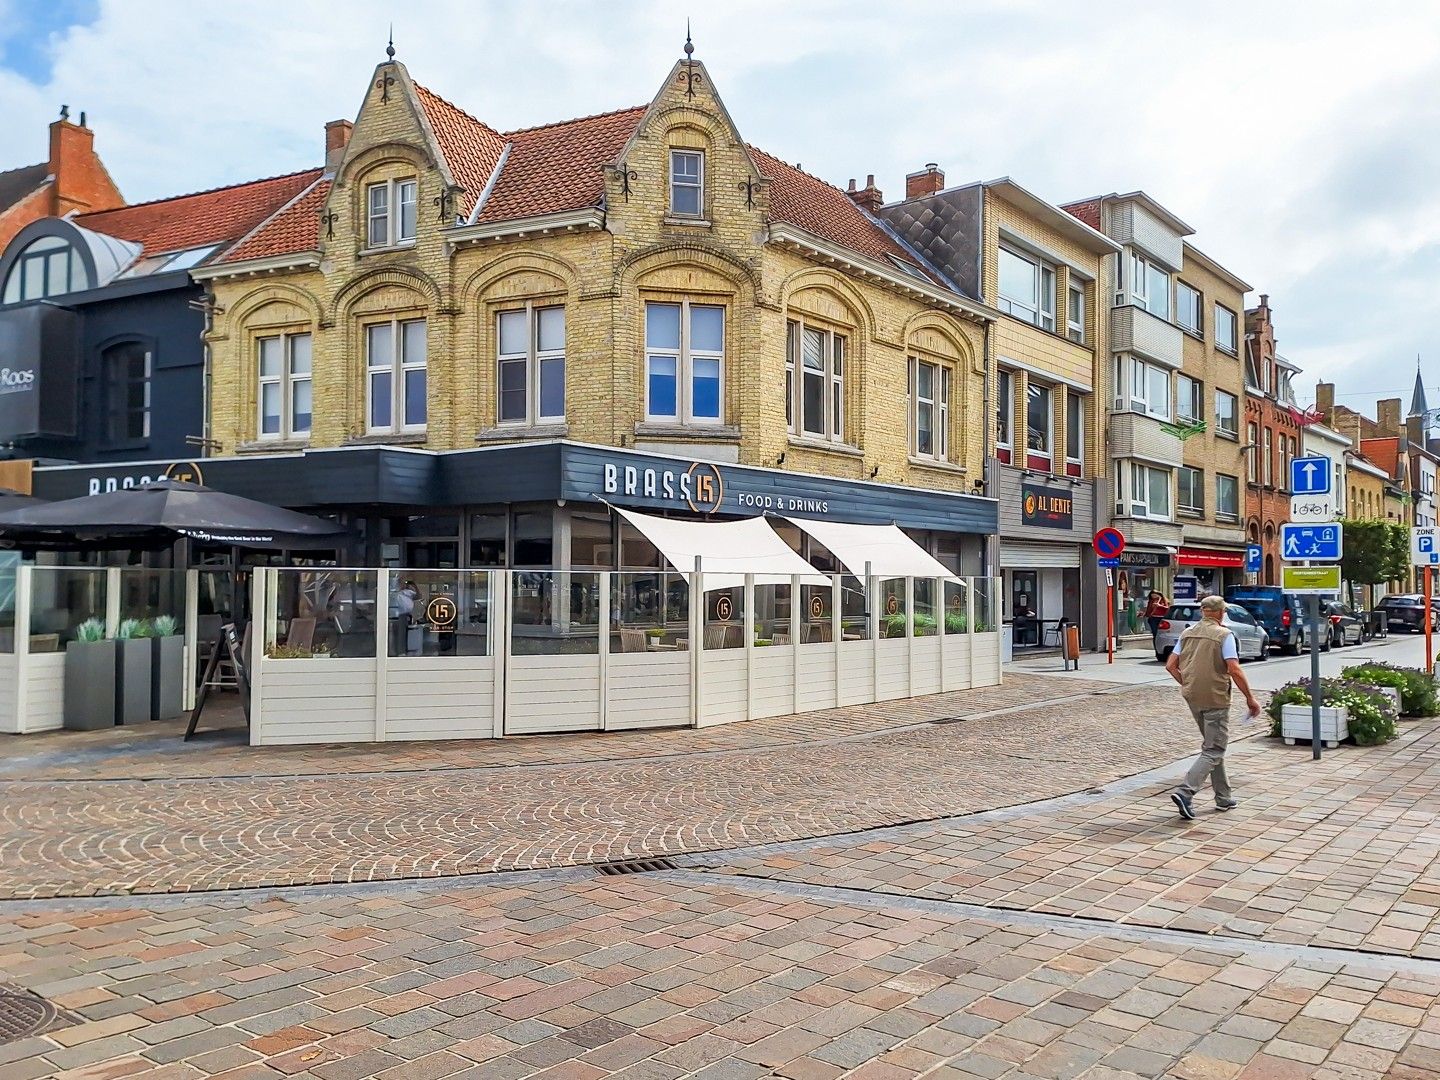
204;59;989;497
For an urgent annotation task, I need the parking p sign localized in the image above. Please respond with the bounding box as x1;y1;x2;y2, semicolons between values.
1414;526;1440;566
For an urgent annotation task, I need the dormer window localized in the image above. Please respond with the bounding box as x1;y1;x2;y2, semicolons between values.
367;178;418;248
2;235;90;304
669;150;703;217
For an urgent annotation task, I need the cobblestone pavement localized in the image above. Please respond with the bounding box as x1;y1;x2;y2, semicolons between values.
0;673;1114;782
0;682;1205;900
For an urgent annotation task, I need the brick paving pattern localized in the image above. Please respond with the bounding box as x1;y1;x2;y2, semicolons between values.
0;683;1200;900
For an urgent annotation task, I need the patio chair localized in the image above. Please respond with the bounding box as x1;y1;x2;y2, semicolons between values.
618;628;647;653
803;622;832;644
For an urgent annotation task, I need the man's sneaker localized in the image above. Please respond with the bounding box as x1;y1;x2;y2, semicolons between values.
1171;792;1195;820
1215;796;1239;811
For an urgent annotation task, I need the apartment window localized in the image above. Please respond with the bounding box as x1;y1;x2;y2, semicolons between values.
1215;390;1239;438
1067;282;1085;343
1279;435;1291;490
645;301;723;424
1130;253;1170;320
1176;281;1202;334
366;318;427;432
1129;357;1171;420
909;357;950;460
1177;466;1204;516
103;341;151;443
1176;374;1203;424
1129;462;1170;519
1217;473;1240;520
1214;304;1238;353
669;150;703;217
998;247;1056;331
1246;422;1259;482
257;332;312;440
497;305;565;426
786;320;845;441
996;369;1013;463
2;235;90;304
366;178;418;247
1262;427;1273;486
1065;391;1083;477
1026;382;1053;469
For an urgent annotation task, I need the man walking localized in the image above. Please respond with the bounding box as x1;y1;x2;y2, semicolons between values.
1165;594;1261;819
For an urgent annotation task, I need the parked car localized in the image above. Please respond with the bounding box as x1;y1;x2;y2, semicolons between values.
1223;586;1326;655
1154;602;1269;662
1322;600;1365;647
1374;594;1440;633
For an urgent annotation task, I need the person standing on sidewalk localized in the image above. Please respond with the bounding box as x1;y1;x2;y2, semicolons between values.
1165;594;1261;819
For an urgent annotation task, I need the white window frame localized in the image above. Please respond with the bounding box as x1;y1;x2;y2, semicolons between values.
366;177;418;248
1247;422;1259;482
1128;357;1172;420
1026;381;1053;468
1067;281;1085;343
1176;281;1202;334
257;331;312;441
496;303;566;427
996;369;1013;459
909;356;950;461
1130;252;1170;320
786;318;846;442
1065;391;1083;476
998;246;1056;331
1129;462;1171;520
366;317;427;434
1263;427;1273;486
1176;373;1203;424
1177;465;1204;516
645;300;724;425
1216;473;1240;521
1215;303;1238;354
1214;389;1239;438
669;150;704;218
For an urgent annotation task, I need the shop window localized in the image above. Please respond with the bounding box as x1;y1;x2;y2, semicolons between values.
468;512;507;567
3;235;90;304
103;341;151;444
620;520;663;569
909;356;950;461
645;301;723;425
1065;391;1083;477
511;511;554;567
669;150;703;217
569;511;613;569
497;304;565;426
785;319;845;441
366;318;427;433
1026;382;1052;470
257;332;312;440
996;369;1013;464
366;177;417;248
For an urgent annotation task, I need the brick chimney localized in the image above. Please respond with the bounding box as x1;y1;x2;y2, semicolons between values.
846;174;884;214
325;120;353;169
1314;382;1335;418
1378;398;1402;434
48;108;123;215
905;163;944;199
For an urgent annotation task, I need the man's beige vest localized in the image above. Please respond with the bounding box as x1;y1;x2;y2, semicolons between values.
1177;618;1233;710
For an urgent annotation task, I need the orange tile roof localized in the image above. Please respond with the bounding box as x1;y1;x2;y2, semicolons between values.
223;178;331;263
413;83;507;214
75;169;321;255
477;106;645;223
1360;437;1402;480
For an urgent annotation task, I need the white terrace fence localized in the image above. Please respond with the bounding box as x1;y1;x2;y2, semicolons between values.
250;568;1003;745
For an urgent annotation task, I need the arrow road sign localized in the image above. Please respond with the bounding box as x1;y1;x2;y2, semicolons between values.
1245;544;1263;573
1414;526;1440;566
1290;455;1332;496
1280;522;1342;562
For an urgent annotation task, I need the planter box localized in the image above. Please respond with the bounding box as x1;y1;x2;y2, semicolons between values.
64;640;117;731
151;635;184;720
116;638;154;725
1369;685;1404;716
1282;703;1348;747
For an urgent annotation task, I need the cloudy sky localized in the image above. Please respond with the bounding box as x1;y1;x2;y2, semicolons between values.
2;0;1438;420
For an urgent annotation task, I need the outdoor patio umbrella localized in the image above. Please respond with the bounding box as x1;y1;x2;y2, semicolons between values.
0;479;350;551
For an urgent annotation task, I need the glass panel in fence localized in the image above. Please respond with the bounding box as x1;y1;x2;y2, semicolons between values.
388;571;490;657
880;578;907;638
0;559;15;654
118;568;187;638
943;579;971;634
754;583;789;647
265;569;378;659
800;582;833;644
840;575;868;640
974;577;998;632
511;571;601;656
913;578;937;636
30;568;106;650
703;585;744;650
610;572;689;653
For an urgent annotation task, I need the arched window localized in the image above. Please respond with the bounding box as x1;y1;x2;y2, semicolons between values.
2;236;91;304
102;341;151;444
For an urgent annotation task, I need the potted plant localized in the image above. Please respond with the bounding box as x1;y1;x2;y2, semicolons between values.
1341;662;1440;718
149;615;184;720
63;618;117;731
115;618;154;725
1268;678;1399;747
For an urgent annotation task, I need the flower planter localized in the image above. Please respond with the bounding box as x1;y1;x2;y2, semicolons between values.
115;638;154;725
63;639;117;731
150;634;185;720
1369;685;1404;717
1282;703;1348;748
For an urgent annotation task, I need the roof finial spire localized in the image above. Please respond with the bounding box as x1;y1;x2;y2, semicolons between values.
386;25;395;60
684;19;693;58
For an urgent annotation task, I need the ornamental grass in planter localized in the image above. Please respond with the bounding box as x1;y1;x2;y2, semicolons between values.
115;618;155;725
149;614;185;721
63;618;116;731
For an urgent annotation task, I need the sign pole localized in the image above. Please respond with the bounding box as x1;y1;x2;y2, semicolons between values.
1107;584;1114;665
1309;592;1322;762
1427;565;1434;675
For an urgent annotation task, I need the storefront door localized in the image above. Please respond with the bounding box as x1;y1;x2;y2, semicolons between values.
1011;571;1039;646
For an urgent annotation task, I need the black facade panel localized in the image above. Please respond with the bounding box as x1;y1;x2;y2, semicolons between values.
440;442;564;505
0;304;81;439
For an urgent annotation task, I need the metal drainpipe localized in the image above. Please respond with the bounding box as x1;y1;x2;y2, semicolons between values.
200;291;214;457
982;318;995;578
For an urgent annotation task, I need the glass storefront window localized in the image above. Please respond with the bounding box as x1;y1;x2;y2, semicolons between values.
468;512;506;567
569;511;613;569
512;511;554;567
754;583;790;645
973;577;998;633
511;571;599;655
943;579;970;633
28;568;106;649
880;579;907;637
620;521;663;569
118;569;187;636
0;556;16;654
703;585;744;650
264;569;378;659
840;576;868;640
913;578;937;636
387;570;490;657
800;583;833;644
610;572;689;652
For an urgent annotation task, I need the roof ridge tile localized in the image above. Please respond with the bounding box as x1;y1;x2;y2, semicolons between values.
75;167;322;219
503;104;646;137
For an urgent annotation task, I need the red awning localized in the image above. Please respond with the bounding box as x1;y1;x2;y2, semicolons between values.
1178;547;1246;568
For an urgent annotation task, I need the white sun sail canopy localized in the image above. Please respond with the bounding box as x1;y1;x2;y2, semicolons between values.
783;517;955;579
614;507;827;590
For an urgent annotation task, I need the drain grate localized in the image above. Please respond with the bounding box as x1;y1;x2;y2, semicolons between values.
0;991;59;1045
596;857;678;877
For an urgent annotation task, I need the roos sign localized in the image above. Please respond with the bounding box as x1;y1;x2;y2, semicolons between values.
0;366;36;394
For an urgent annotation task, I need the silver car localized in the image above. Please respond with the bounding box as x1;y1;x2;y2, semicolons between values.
1154;602;1269;662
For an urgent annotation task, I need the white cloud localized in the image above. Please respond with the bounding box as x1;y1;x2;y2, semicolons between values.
3;0;1440;414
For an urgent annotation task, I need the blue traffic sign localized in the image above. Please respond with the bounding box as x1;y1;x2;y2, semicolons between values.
1097;557;1120;568
1280;522;1342;562
1245;544;1263;573
1291;455;1331;496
